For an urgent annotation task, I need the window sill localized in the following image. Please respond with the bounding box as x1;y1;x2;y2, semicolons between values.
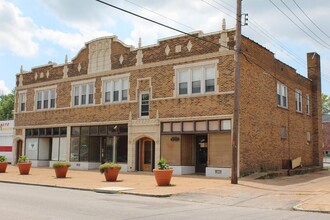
277;105;288;110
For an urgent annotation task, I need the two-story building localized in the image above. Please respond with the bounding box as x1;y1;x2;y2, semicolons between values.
13;24;323;177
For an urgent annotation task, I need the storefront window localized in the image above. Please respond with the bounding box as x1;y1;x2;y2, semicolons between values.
70;137;79;161
80;136;89;161
116;136;128;163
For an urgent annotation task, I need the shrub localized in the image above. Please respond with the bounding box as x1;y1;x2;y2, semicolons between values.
0;155;7;162
99;162;121;174
18;155;30;163
157;157;170;170
53;162;71;169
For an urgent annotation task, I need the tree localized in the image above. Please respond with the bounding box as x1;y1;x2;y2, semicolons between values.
0;89;15;120
322;93;330;114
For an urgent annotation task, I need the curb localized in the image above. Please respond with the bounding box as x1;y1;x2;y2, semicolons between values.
0;180;92;192
0;180;172;198
293;203;330;214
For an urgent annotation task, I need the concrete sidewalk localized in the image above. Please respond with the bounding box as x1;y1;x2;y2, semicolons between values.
1;165;330;214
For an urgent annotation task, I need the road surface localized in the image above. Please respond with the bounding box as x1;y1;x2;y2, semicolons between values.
0;183;329;220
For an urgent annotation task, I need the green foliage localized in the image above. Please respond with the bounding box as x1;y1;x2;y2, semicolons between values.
99;162;121;173
52;162;71;169
157;157;170;170
0;89;15;120
0;155;7;162
322;93;330;114
17;155;30;163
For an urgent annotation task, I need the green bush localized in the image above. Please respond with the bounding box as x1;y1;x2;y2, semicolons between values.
0;155;7;162
99;162;121;174
17;155;30;163
53;162;71;169
157;157;170;170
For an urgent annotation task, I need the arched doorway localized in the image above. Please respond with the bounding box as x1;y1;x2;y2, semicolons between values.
135;137;155;172
16;140;23;162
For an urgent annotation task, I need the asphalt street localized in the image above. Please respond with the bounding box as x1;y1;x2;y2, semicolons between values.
1;182;329;220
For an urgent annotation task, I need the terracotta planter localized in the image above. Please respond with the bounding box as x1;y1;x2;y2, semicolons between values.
0;162;8;173
54;166;69;178
103;168;120;181
17;163;32;175
153;169;173;186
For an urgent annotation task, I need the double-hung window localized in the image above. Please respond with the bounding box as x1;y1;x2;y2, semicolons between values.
295;90;302;113
18;91;26;112
102;75;129;103
35;88;56;110
72;81;95;106
277;82;288;108
175;60;217;96
140;93;150;117
306;95;310;115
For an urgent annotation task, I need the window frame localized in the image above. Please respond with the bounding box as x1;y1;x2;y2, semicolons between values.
277;82;288;108
102;74;130;104
140;92;150;118
34;87;56;111
174;60;218;97
18;91;27;112
306;95;310;115
71;80;95;107
295;89;303;113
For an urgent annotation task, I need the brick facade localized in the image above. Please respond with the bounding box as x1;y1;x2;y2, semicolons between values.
13;28;323;177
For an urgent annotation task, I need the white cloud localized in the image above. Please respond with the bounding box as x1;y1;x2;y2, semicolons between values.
0;80;10;95
0;0;38;57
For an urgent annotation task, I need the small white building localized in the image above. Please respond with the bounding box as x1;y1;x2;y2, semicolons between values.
0;120;14;163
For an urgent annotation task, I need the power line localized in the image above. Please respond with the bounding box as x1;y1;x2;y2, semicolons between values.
293;0;330;38
204;0;307;70
95;0;233;51
269;0;330;49
201;0;236;21
280;0;330;48
124;0;195;31
96;0;324;108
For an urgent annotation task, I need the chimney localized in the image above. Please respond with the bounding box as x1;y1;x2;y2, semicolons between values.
307;52;323;166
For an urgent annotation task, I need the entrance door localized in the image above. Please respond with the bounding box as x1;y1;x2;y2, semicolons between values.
196;135;208;173
141;138;153;171
101;137;114;163
16;140;23;163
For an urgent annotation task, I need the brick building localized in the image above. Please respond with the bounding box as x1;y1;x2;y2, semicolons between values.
323;114;330;155
13;25;323;177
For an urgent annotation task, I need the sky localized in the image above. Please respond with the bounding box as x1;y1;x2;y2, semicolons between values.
0;0;329;95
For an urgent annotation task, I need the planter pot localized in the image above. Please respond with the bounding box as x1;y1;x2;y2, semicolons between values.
17;163;32;175
54;166;69;178
0;162;8;173
103;168;120;181
153;169;173;186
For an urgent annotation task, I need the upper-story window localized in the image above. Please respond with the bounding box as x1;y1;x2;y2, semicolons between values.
277;82;288;108
306;95;310;115
175;60;218;96
295;90;302;113
36;88;56;110
140;92;150;117
72;81;95;106
18;91;26;112
102;74;129;103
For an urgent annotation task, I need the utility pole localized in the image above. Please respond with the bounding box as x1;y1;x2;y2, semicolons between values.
231;0;242;184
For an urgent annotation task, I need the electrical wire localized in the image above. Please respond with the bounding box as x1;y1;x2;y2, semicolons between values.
269;0;330;49
293;0;330;38
96;0;327;108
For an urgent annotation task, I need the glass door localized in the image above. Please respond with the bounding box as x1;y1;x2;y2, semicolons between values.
196;135;208;173
141;139;153;171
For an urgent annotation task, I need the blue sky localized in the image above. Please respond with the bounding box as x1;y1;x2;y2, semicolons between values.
0;0;329;95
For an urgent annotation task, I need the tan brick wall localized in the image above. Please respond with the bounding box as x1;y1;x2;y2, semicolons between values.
13;30;321;176
239;37;319;175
